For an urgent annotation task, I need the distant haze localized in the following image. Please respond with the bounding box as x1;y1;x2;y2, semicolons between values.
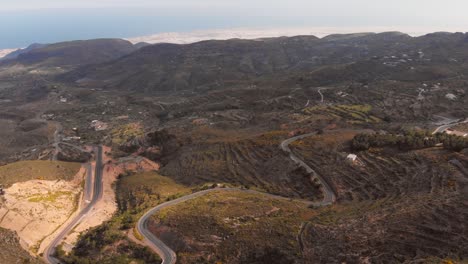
126;27;460;45
1;0;468;48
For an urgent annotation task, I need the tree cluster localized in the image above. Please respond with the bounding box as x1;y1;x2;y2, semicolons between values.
351;130;468;152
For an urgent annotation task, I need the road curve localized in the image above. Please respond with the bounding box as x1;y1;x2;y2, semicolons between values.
280;132;336;205
43;146;104;264
136;187;314;264
136;189;215;264
137;133;336;263
137;117;467;264
52;123;63;161
317;88;326;103
432;117;468;134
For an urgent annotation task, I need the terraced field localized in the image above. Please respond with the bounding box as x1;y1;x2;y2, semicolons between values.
302;191;468;263
303;104;381;125
290;131;456;201
290;130;468;263
161;130;322;200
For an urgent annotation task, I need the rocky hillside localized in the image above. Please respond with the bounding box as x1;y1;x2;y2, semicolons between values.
0;228;42;264
4;39;138;67
63;32;468;94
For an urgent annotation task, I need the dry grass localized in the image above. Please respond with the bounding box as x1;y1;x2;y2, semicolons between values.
453;123;468;133
0;228;42;264
303;104;381;124
161;129;322;199
152;190;311;264
117;171;191;213
111;122;144;145
0;160;81;187
27;190;74;203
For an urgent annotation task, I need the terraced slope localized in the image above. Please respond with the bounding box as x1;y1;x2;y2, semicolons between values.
290;131;468;263
302;192;468;263
291;131;455;201
161;130;322;200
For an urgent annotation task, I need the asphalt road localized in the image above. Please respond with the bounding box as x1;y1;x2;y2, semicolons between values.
280;132;336;205
137;133;336;264
136;187;314;264
432;117;468;134
43;146;104;264
317;88;326;103
136;116;467;263
52;123;63;161
136;190;215;264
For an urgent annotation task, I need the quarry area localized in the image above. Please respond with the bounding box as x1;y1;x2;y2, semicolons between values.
0;167;85;253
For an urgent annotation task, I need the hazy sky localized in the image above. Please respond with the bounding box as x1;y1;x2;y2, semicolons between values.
1;0;467;48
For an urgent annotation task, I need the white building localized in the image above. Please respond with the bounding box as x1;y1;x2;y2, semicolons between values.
347;154;357;162
445;93;457;100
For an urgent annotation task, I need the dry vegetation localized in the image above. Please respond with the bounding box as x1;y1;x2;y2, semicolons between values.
291;131;456;201
289;130;468;263
303;104;381;125
453;123;468;133
161;128;322;200
110;122;144;145
0;160;81;187
302;192;468;263
117;171;191;213
149;190;312;264
1;179;82;253
0;227;42;264
57;172;188;264
2;32;468;264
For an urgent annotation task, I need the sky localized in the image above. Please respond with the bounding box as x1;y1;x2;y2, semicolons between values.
0;0;467;49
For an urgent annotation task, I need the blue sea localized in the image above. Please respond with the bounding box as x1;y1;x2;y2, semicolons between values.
0;8;294;49
0;7;382;49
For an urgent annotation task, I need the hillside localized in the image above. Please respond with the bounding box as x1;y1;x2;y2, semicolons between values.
149;190;311;264
0;43;47;61
62;32;468;94
0;228;42;264
0;31;468;263
7;39;138;67
0;160;81;187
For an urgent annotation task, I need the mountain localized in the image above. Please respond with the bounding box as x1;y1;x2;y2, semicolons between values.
134;42;151;49
1;31;468;264
63;31;468;93
64;35;324;92
6;39;138;67
0;43;47;61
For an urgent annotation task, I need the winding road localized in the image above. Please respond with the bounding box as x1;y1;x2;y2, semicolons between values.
280;132;336;205
132;114;467;263
136;133;336;263
52;123;63;161
317;88;326;103
432;117;468;134
43;146;104;264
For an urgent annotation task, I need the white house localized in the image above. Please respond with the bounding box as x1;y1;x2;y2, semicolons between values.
347;154;357;162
